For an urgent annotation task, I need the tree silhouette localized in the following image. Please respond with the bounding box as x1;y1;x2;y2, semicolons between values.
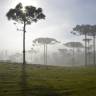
65;42;84;66
73;25;96;66
6;2;45;66
83;38;92;65
73;25;91;66
33;37;59;65
6;3;45;95
87;25;96;65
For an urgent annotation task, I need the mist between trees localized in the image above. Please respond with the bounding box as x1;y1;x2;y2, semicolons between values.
0;35;95;67
0;3;96;67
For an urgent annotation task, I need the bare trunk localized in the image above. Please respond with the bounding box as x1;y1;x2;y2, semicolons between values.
21;21;27;96
72;47;75;66
31;54;33;63
44;43;47;65
88;41;90;65
93;35;95;65
44;43;46;65
85;33;87;66
23;21;26;68
46;44;47;65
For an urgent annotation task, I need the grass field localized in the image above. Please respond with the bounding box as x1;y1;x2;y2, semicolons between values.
0;63;96;96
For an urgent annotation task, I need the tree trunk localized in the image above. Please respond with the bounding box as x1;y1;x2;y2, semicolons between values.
72;46;75;66
85;33;87;66
31;54;33;63
88;40;90;65
46;44;47;65
44;43;46;65
93;35;95;65
23;21;26;66
22;21;27;96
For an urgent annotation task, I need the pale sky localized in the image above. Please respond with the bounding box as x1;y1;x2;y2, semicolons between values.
0;0;96;53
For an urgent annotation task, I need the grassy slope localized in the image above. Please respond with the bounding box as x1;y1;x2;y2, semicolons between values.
0;63;96;96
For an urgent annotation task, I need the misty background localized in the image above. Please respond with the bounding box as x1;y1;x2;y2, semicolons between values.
0;0;96;66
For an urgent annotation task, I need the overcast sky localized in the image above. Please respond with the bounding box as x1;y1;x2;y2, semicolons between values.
0;0;96;53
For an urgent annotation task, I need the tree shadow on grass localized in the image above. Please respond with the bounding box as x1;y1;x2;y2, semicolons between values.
27;85;73;96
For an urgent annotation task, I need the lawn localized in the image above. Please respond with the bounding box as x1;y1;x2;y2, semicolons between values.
0;63;96;96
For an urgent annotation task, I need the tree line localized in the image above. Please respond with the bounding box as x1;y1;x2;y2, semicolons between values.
6;3;96;67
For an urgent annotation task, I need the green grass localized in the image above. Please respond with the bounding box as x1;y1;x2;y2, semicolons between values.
0;63;96;96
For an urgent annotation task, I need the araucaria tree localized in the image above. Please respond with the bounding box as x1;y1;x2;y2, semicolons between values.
6;3;45;66
88;25;96;65
65;42;84;66
73;25;91;66
33;37;59;65
73;25;96;66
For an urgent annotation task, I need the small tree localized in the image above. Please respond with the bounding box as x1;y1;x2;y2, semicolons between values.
26;48;37;63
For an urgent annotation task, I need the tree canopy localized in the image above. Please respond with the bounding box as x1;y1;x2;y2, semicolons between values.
33;37;59;45
6;3;45;24
73;24;96;36
64;42;84;48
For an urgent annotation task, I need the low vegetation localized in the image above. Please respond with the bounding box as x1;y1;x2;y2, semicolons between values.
0;63;96;96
